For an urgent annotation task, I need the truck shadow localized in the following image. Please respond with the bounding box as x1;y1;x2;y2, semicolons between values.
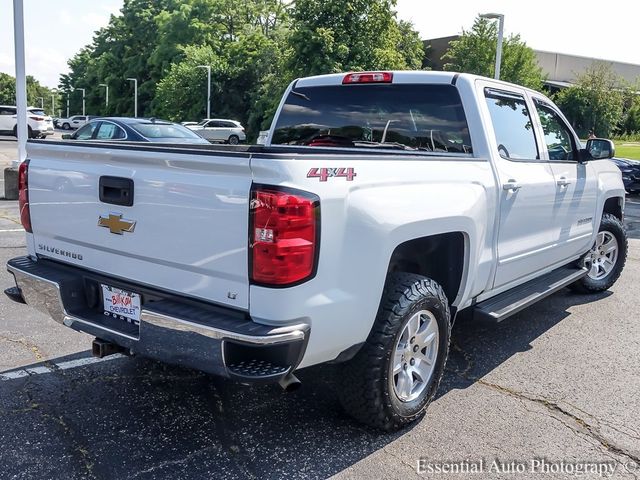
0;289;611;479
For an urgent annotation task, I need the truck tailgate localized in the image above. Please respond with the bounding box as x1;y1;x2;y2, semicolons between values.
26;142;251;309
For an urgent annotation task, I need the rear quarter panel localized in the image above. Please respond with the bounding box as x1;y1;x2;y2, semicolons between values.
249;153;497;367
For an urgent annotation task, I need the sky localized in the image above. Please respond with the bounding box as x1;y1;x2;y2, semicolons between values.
0;0;636;88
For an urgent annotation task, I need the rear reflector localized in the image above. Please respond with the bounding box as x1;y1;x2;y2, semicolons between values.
249;185;320;286
18;160;32;233
342;72;393;84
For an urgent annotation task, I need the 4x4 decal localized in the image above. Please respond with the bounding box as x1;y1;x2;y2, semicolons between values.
307;167;357;182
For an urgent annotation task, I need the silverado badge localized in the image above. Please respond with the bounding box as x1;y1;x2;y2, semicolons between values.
98;213;136;235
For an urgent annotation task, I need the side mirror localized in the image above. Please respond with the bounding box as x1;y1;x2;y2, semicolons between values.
584;138;615;160
61;134;72;140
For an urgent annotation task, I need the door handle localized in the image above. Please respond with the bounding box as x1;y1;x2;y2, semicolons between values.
557;177;571;187
503;180;521;192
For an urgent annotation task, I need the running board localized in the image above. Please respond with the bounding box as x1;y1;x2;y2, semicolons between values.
474;266;587;323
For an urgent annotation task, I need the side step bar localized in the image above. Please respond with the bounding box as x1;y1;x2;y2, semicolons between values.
474;265;587;323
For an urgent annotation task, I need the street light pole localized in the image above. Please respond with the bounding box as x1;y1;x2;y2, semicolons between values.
66;93;69;118
13;0;27;166
126;78;137;117
74;87;86;116
51;89;57;117
480;13;505;80
197;65;211;119
99;83;109;112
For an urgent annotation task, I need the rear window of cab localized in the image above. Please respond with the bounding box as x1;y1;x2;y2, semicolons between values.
271;84;472;154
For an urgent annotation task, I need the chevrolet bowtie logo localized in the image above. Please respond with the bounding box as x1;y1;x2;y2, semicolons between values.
98;213;136;235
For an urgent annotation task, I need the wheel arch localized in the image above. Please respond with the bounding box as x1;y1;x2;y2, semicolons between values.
602;196;623;221
386;231;468;309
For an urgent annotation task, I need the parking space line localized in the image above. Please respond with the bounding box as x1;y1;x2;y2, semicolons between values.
0;353;124;381
0;228;24;232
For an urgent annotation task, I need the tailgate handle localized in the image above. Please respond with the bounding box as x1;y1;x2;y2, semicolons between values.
99;176;134;207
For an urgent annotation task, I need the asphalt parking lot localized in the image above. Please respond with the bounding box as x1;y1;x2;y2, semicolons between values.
0;138;639;479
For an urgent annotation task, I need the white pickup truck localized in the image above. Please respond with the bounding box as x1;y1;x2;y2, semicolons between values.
6;71;627;431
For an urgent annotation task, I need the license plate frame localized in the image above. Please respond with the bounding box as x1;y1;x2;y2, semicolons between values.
101;284;141;325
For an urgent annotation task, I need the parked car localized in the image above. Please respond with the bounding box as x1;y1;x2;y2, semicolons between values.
7;71;627;431
62;117;210;144
58;115;98;130
187;118;246;144
611;157;640;193
0;105;54;138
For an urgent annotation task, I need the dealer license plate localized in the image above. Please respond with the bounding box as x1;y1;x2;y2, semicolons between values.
101;284;141;324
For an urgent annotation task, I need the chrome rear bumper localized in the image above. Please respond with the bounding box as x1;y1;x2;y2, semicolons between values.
7;256;309;382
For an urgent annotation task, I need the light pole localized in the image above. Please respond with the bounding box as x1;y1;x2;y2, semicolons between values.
126;78;137;117
13;0;27;166
51;89;57;117
99;83;109;112
66;93;70;118
74;87;86;116
480;13;504;80
197;65;211;119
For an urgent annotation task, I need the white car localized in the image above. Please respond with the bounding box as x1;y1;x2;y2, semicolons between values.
187;118;246;144
59;115;93;130
0;105;54;138
7;71;627;431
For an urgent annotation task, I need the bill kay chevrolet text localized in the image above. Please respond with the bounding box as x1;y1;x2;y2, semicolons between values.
7;72;627;430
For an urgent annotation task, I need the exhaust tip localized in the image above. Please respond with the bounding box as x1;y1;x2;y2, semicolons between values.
278;372;302;392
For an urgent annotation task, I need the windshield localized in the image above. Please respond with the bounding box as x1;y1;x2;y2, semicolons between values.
197;120;208;126
271;84;472;154
28;109;47;116
131;122;205;139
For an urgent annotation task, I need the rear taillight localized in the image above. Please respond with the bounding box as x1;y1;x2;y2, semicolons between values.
18;160;32;233
342;72;393;84
249;185;320;286
29;116;45;121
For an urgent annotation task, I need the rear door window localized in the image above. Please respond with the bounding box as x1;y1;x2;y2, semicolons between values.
484;89;539;160
272;84;472;154
95;122;126;140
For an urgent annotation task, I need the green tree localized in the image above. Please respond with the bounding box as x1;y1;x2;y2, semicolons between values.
554;62;624;138
154;45;227;121
623;97;640;134
287;0;424;78
0;73;17;105
0;72;56;115
442;16;545;90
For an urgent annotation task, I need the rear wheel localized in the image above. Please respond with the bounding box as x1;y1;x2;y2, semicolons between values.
338;272;451;431
62;123;70;130
228;135;239;145
570;213;627;293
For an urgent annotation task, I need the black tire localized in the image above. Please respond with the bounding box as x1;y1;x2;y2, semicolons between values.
338;272;451;431
228;135;239;145
570;213;627;293
62;123;70;130
12;126;17;137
